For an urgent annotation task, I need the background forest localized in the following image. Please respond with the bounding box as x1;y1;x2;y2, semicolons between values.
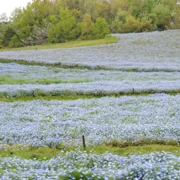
0;0;180;48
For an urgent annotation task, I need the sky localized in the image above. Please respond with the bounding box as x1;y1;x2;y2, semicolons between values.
0;0;32;18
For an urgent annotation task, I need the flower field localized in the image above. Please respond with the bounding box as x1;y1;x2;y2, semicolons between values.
0;94;180;147
0;30;180;71
1;151;180;179
1;62;180;83
1;63;180;97
0;30;180;179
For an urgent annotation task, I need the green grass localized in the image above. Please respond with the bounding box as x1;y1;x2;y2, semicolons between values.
1;75;178;85
0;145;64;160
104;138;179;148
0;75;92;85
0;93;179;102
1;59;179;73
1;144;180;160
0;35;118;51
91;144;180;156
0;93;152;102
0;58;112;70
0;95;98;102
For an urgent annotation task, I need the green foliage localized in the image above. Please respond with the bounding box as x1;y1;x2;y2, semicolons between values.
0;14;9;48
1;0;179;47
139;18;153;32
104;35;119;44
8;35;21;47
48;7;77;43
93;18;110;39
172;5;180;29
2;27;16;47
124;15;141;32
80;14;94;40
1;144;180;160
10;0;50;46
111;9;130;32
151;4;171;30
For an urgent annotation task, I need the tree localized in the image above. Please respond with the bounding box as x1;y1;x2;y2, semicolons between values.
93;1;111;21
124;15;141;32
111;9;130;33
80;14;94;40
0;13;8;23
151;3;171;30
2;0;178;48
11;0;51;46
172;3;180;29
2;26;16;47
139;18;153;32
93;18;110;39
0;13;9;47
48;7;77;43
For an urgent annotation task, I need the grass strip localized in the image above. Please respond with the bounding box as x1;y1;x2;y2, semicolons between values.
1;58;180;72
0;144;180;160
104;138;180;148
0;35;118;52
0;91;179;102
0;75;92;85
0;95;99;102
0;92;179;102
0;58;112;70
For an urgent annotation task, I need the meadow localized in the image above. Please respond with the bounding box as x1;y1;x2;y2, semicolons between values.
0;30;180;179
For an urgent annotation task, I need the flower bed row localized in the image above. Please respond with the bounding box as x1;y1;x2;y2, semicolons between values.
0;30;179;71
1;62;180;84
0;151;180;179
0;94;180;147
1;80;180;98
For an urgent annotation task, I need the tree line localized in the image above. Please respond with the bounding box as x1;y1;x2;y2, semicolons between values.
0;0;179;48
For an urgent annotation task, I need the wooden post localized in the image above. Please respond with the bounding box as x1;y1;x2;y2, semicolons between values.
133;88;134;94
82;135;86;150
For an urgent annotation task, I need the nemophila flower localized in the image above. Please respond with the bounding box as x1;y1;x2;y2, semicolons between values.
2;152;179;179
0;94;180;147
0;30;179;179
0;30;179;71
1;80;180;98
1;63;180;84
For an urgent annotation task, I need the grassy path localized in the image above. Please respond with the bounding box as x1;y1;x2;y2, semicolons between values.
0;35;118;52
1;144;180;160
